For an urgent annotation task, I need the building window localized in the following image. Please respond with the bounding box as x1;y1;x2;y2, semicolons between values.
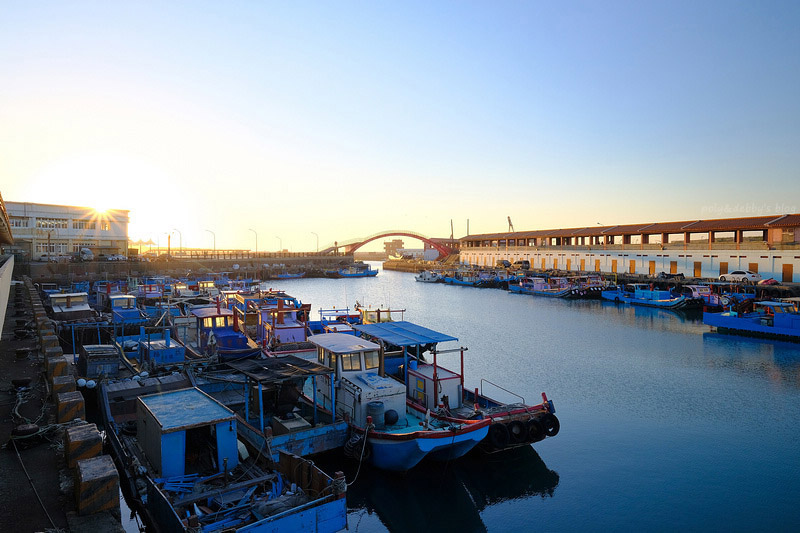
102;222;110;231
10;217;28;227
73;220;97;230
36;218;68;229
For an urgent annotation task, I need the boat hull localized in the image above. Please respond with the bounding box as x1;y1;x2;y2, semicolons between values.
364;420;490;471
703;311;800;342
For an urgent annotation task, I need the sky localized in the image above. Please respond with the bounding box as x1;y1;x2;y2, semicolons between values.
2;1;799;252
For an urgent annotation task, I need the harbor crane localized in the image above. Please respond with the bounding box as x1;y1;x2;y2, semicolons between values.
508;216;514;232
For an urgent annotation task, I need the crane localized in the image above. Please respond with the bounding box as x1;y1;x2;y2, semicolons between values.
508;216;514;232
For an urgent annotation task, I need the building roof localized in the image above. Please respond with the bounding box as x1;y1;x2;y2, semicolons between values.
460;213;800;242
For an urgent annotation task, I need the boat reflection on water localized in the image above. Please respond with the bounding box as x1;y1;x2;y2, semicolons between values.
316;445;559;532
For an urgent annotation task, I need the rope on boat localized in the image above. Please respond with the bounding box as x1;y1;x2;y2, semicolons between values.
346;423;374;487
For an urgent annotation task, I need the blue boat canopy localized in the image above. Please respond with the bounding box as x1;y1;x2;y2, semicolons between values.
353;321;457;347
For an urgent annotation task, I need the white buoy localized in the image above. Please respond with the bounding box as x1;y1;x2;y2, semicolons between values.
86;380;96;389
77;378;87;388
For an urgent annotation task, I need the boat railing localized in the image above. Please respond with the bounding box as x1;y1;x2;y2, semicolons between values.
480;378;525;405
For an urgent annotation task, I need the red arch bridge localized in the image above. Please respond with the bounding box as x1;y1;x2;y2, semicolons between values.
320;231;454;259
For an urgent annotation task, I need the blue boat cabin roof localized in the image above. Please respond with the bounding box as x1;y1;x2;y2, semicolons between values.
353;321;458;347
138;387;235;433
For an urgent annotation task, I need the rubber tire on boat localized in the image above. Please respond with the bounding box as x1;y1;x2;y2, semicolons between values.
507;420;527;444
527;419;545;442
488;422;510;450
121;420;138;436
541;413;561;437
614;297;620;303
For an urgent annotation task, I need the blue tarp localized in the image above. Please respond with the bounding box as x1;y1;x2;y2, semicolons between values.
353;321;457;347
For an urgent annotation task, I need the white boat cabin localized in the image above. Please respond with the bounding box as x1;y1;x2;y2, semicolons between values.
308;333;405;428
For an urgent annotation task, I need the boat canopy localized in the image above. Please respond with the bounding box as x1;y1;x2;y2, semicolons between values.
191;307;233;318
226;355;332;383
353;321;457;347
308;332;380;354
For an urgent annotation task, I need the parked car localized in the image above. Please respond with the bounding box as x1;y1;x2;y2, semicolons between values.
107;254;127;261
657;271;685;280
36;253;58;263
757;278;779;285
512;260;531;270
719;270;762;283
496;260;511;268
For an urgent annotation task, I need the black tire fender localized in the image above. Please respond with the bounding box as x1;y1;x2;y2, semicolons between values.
507;420;527;443
542;413;560;437
527;419;545;442
488;422;510;449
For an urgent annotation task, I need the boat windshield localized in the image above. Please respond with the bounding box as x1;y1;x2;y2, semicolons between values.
364;350;379;370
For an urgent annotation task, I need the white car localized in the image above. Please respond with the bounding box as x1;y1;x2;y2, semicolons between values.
719;270;762;283
107;254;127;261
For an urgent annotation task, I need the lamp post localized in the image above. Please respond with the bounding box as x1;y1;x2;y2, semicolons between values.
311;232;319;253
275;236;282;253
205;229;216;258
172;228;182;256
249;228;258;255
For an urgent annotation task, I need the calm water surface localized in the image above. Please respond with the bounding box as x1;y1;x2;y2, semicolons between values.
276;264;800;532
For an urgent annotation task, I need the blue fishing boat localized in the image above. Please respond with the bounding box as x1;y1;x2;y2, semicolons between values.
509;277;572;297
100;378;348;532
353;320;560;453
108;294;149;325
601;283;701;309
703;301;800;342
275;272;306;279
328;266;379;278
186;305;261;361
307;333;490;471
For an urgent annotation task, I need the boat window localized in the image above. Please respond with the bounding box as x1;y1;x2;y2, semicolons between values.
364;350;379;370
341;352;362;372
318;347;326;365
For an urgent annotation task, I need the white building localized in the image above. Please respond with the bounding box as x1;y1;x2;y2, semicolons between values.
6;201;129;259
460;214;800;283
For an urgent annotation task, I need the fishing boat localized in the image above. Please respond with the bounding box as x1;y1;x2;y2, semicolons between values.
563;275;608;299
508;277;572;297
107;294;149;325
275;272;306;279
47;292;98;322
703;301;800;342
328;266;379;278
601;284;701;309
442;270;482;287
178;304;262;361
307;333;490;471
353;320;560;453
100;378;348;532
415;270;442;283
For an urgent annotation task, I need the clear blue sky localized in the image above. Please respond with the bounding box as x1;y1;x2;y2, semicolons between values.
2;1;799;250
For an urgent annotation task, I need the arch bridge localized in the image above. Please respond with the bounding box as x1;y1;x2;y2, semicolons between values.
320;230;454;259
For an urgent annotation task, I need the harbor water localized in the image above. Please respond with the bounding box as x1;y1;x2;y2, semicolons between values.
271;264;800;532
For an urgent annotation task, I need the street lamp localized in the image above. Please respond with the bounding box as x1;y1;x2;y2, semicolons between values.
275;236;282;252
311;232;319;252
172;228;182;255
205;229;216;256
249;228;258;254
